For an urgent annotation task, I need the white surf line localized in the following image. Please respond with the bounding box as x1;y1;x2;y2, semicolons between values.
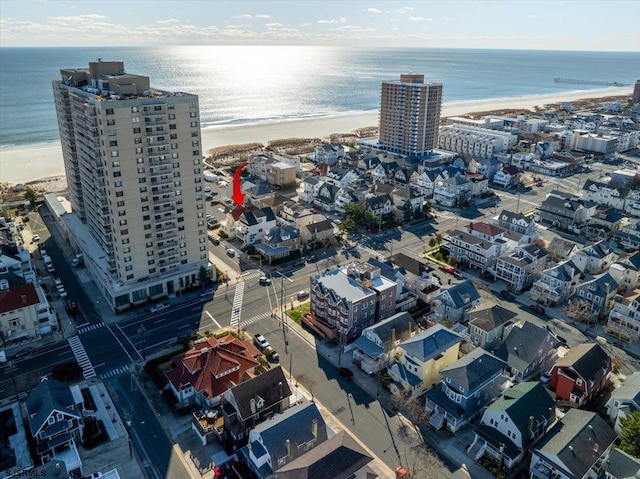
205;311;221;329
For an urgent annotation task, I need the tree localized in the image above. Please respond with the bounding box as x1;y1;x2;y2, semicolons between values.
435;233;442;244
619;410;640;458
198;265;209;287
428;237;436;248
563;297;592;324
24;187;38;207
423;201;432;215
338;218;356;233
52;361;83;383
402;200;413;224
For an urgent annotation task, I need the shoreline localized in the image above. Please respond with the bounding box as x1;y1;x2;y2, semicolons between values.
0;86;632;186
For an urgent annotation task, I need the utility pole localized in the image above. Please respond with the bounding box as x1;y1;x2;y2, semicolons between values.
137;325;147;361
280;275;288;354
516;193;521;214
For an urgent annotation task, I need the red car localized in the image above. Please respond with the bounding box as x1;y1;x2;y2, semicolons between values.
213;461;237;478
529;304;546;315
442;266;456;274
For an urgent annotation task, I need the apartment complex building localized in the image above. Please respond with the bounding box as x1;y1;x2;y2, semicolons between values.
309;263;397;340
378;73;442;157
52;60;208;311
437;125;516;159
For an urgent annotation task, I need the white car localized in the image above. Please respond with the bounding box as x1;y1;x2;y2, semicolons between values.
150;303;169;313
32;234;40;242
253;334;269;350
226;248;236;257
540;371;552;383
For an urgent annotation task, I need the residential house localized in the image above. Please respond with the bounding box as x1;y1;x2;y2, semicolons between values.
572;240;618;275
468;305;518;348
280;201;312;224
492;166;522;189
243;402;329;479
246;182;276;208
568;272;619;320
0;280;57;345
297;216;335;246
297;177;324;204
529;409;617;479
584;207;625;241
547;237;579;262
255;225;301;264
247;155;297;186
608;289;640;342
352;311;418;375
468;382;555;469
612;219;640;251
495;243;548;292
530;260;581;306
387;324;462;398
388;252;440;304
425;349;509;432
433;175;471;207
309;263;397;341
495;210;538;236
432;279;481;323
442;228;501;274
314;182;339;212
26;379;82;467
391;186;425;223
273;430;375;479
366;257;417;312
166;335;261;408
605;371;640;433
237;207;278;247
550;343;612;408
333;188;358;214
390;165;419;187
314;144;344;165
222;205;257;240
609;251;640;293
365;194;393;220
415;170;439;198
602;448;640;479
325;166;359;189
465;172;490;198
493;321;560;381
538;190;596;230
221;366;292;447
581;179;629;211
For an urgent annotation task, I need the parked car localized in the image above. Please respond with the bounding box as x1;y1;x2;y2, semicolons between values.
150;303;169;313
32;234;40;242
529;304;546;315
213;460;237;478
297;290;309;300
72;254;84;267
337;367;353;380
499;290;515;301
226;248;236;257
540;371;552;383
442;265;456;274
263;346;280;363
15;347;36;359
259;276;271;286
208;234;220;245
253;333;269;350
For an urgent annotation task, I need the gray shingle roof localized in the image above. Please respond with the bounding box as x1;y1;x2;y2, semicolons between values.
228;366;291;421
553;343;610;387
439;279;481;309
532;409;617;479
400;324;461;362
468;305;518;332
440;348;506;392
362;311;416;345
604;448;640;479
26;379;79;436
494;321;560;374
389;252;433;277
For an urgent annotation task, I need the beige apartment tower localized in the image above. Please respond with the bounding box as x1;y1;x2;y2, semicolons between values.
53;60;208;311
378;73;443;157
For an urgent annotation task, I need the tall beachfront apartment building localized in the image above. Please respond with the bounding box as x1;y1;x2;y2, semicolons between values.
52;60;208;311
378;74;443;157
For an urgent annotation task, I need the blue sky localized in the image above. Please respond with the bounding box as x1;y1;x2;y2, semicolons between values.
1;0;639;51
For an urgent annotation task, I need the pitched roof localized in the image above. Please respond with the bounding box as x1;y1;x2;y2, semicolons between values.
494;321;560;373
166;335;260;400
469;221;506;238
0;283;39;313
389;252;433;276
468;305;518;332
498;209;533;225
553;343;610;384
362;311;416;345
252;402;328;464
229;205;257;221
439;279;481;309
608;371;640;404
532;409;617;479
26;379;80;436
400;324;461;362
604;448;640;479
243;207;277;226
440;348;506;392
575;240;614;259
274;430;373;479
228;366;291;421
301;219;333;234
487;381;555;438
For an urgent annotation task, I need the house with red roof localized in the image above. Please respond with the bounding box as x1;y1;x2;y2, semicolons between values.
493;165;521;189
0;282;50;346
166;335;261;408
221;205;257;240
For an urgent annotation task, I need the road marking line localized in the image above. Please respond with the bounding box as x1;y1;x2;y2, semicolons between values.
105;325;137;362
205;311;221;329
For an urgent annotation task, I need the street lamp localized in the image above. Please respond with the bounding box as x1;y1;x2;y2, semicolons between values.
138;325;147;361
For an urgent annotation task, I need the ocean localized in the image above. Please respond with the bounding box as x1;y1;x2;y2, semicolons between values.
0;46;638;148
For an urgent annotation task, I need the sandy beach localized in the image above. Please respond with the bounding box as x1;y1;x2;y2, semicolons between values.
0;86;632;188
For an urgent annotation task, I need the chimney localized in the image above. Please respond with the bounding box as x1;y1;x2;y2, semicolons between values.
286;439;292;457
568;445;575;454
391;328;396;345
408;322;412;335
513;346;518;354
312;418;318;439
21;294;28;305
250;398;256;414
278;381;283;398
56;463;61;477
528;416;534;436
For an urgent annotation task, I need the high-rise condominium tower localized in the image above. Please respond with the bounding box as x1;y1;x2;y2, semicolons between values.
53;60;208;311
378;74;443;157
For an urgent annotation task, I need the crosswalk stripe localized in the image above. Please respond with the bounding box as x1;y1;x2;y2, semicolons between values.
99;365;130;379
67;336;96;379
239;312;272;328
77;323;106;334
242;272;261;281
230;281;245;327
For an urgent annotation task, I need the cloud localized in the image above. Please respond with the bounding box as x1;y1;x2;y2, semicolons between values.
408;16;424;21
48;14;106;24
265;23;284;28
234;14;252;19
156;19;180;24
255;14;272;19
299;22;312;27
395;6;414;13
367;8;382;14
318;18;347;24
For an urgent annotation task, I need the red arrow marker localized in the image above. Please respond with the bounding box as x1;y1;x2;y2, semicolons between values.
231;162;248;206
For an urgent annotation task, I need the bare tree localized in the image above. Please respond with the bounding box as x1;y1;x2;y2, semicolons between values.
563;297;593;324
295;374;317;401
